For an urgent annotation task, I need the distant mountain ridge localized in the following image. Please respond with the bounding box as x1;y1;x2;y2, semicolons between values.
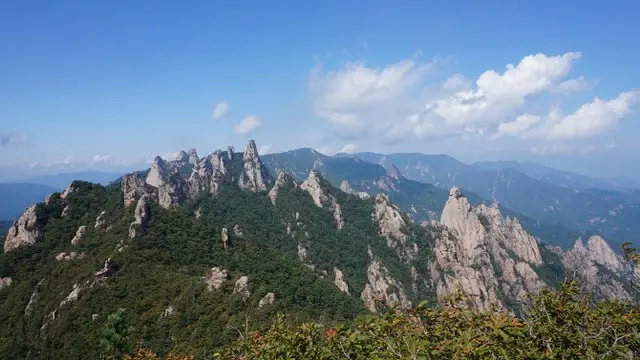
19;171;124;189
353;152;640;250
0;183;59;220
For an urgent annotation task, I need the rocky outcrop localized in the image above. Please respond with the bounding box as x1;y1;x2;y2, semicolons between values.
56;252;85;261
431;187;546;311
562;236;634;302
187;148;199;166
60;284;81;307
161;306;176;318
4;205;45;252
238;140;271;192
122;173;147;207
0;277;11;290
300;170;326;207
24;278;45;315
386;164;402;180
258;292;275;308
221;227;229;249
233;224;243;237
333;268;350;294
60;183;75;200
94;258;119;280
129;195;151;238
339;180;370;199
227;146;235;160
360;259;411;313
233;276;250;300
94;211;106;229
158;174;188;209
268;170;293;204
372;194;417;260
146;156;170;188
205;267;228;291
300;171;344;230
71;225;86;245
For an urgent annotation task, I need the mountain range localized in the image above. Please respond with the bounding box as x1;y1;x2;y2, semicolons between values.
1;140;637;358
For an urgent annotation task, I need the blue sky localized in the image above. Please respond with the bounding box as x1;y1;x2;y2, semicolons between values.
1;1;639;179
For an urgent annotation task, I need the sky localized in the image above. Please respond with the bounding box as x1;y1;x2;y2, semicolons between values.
1;1;639;180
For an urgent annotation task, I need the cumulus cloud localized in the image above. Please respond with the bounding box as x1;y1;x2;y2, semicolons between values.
258;143;273;155
212;102;229;120
314;143;358;156
92;154;133;166
308;51;639;155
234;115;262;134
0;132;28;147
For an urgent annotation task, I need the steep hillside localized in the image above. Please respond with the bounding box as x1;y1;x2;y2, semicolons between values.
355;152;640;250
263;150;581;248
0;183;60;220
1;141;637;359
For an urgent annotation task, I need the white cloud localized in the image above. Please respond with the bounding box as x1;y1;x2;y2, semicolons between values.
93;154;134;166
309;52;592;145
530;144;596;155
258;143;273;155
337;143;358;154
234;115;262;134
546;91;640;140
550;76;593;94
160;152;181;161
492;114;541;139
212;102;229;120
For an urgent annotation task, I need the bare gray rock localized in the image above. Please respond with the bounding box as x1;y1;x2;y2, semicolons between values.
300;170;344;230
161;306;176;318
158;174;188;208
94;258;119;280
129;194;151;238
71;225;86;245
221;227;229;249
333;268;350;294
94;211;106;229
233;276;250;300
121;173;147;207
56;252;85;261
233;224;243;237
0;277;11;290
258;292;275;308
360;259;411;313
4;205;44;252
238;140;272;192
372;194;417;260
268;170;293;204
205;267;228;291
146;156;170;188
188;153;225;198
339;180;370;199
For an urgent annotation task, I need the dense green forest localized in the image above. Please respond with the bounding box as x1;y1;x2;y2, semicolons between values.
1;148;639;360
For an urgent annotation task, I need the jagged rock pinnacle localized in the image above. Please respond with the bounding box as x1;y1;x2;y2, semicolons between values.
238;140;271;192
146;156;169;188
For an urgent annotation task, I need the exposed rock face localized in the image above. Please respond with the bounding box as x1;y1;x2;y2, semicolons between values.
431;187;546;311
339;180;370;199
60;183;75;200
187;148;199;166
227;146;234;160
361;259;411;313
129;195;151;239
233;276;250;300
300;170;326;207
24;278;45;315
0;277;11;290
188;153;225;198
60;284;81;307
122;173;147;207
333;268;350;294
297;244;308;262
386;164;402;180
562;236;634;302
94;211;106;229
4;205;44;252
56;252;85;261
258;292;275;308
233;224;243;237
372;194;417;260
71;225;86;245
94;258;119;280
268;170;293;204
146;156;170;188
205;267;228;291
161;306;176;318
221;227;229;249
300;171;344;230
238;140;271;192
158;175;188;209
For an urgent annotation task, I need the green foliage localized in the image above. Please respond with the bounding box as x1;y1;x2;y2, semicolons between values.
99;308;136;359
226;281;640;359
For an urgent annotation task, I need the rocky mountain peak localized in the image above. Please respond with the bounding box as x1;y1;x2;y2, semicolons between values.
187;148;199;165
146;156;169;188
176;150;189;162
4;205;45;252
268;170;293;204
300;170;325;207
238;140;272;192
